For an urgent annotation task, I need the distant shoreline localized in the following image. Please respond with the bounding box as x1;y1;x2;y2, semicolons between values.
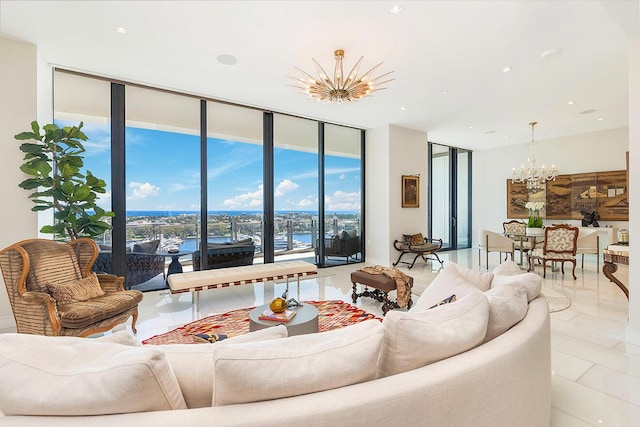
126;210;358;217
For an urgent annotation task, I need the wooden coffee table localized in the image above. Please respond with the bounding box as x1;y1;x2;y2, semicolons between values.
249;303;319;336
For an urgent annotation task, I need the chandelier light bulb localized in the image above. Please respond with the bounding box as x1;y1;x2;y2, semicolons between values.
290;49;394;103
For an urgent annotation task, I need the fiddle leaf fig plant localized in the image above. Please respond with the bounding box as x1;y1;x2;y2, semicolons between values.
15;121;114;240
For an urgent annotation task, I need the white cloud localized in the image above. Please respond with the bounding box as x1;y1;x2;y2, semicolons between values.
298;198;314;208
325;190;361;211
223;184;263;209
339;173;346;180
128;181;160;200
275;179;299;197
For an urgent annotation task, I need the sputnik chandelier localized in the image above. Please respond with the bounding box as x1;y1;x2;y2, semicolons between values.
511;121;558;190
290;49;394;103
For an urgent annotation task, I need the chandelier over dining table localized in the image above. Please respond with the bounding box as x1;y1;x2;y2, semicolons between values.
511;121;558;190
290;49;394;103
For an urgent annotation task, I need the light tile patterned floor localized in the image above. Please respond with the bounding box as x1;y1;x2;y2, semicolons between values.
0;248;633;426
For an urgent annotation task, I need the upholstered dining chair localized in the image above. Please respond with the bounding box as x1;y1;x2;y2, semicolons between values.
478;229;515;270
502;220;532;263
576;228;600;270
0;238;143;336
528;224;579;279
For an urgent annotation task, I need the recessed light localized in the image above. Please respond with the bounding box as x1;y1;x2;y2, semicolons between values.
484;130;496;134
114;25;127;34
443;90;449;95
400;106;406;111
579;109;596;115
597;117;604;121
217;54;238;66
541;48;563;59
505;136;511;139
567;101;576;105
469;126;475;129
390;5;403;14
502;66;512;73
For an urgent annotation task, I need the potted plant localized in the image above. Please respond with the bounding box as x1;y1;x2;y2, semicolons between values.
525;201;545;236
14;121;114;240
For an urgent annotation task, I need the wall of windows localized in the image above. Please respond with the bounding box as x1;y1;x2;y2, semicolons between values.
53;70;364;289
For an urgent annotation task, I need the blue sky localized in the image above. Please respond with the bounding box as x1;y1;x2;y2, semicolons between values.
57;120;361;213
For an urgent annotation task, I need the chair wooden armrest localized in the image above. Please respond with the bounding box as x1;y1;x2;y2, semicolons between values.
96;273;126;293
19;291;62;335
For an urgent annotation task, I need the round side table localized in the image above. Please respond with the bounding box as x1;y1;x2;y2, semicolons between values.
249;303;319;336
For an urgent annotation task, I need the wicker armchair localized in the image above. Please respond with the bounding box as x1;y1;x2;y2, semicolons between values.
0;238;143;336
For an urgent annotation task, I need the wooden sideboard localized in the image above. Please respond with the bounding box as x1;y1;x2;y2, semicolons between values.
602;245;629;299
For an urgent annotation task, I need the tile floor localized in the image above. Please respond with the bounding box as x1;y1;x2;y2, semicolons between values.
1;248;633;426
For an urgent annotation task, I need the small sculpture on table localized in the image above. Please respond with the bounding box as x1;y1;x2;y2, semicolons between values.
580;211;600;227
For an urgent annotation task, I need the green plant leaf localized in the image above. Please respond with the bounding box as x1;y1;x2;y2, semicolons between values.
14;131;38;141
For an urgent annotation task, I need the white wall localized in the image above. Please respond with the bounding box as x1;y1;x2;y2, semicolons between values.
365;125;428;266
472;127;629;245
365;126;390;266
628;34;640;340
0;38;42;329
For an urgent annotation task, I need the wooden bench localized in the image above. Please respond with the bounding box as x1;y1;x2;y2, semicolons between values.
167;261;318;311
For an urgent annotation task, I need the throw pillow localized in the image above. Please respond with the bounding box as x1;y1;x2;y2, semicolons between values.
211;320;384;406
491;272;542;302
412;263;479;311
0;333;187;416
133;239;160;254
483;282;529;342
46;273;105;305
403;233;424;245
452;262;494;291
377;291;489;378
429;294;456;309
158;325;288;409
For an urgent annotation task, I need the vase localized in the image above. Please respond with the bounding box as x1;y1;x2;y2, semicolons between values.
526;227;544;237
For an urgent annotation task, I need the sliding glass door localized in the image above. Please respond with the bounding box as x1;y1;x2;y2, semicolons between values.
429;143;472;250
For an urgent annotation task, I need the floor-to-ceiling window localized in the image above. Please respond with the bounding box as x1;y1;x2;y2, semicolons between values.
429;143;472;250
273;114;318;262
53;69;365;290
321;124;363;266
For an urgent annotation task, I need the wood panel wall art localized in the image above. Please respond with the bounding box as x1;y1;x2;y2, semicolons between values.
506;170;628;221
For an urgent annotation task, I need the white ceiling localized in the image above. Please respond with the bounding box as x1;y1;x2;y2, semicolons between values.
1;0;638;150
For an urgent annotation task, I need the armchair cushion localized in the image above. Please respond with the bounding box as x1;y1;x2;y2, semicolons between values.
0;333;187;416
45;272;105;305
57;290;143;329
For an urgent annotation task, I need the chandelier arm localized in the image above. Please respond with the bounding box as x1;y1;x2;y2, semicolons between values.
292;67;320;84
366;71;395;83
356;62;385;83
311;58;336;90
343;56;364;87
334;54;344;89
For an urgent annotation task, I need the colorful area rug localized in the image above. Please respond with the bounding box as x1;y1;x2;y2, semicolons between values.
142;300;382;345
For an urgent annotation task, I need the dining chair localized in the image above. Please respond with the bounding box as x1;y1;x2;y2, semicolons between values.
528;224;579;279
478;229;515;270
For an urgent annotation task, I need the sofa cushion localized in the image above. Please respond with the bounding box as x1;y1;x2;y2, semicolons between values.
95;330;142;346
492;261;542;302
453;262;494;291
377;291;489;378
413;263;479;311
133;239;160;254
0;333;187;416
211;320;384;406
158;325;288;409
46;272;105;305
483;282;529;342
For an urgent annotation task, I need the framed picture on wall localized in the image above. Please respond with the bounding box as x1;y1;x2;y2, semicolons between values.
402;175;419;208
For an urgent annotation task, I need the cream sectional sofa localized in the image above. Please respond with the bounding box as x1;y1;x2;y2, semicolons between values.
0;261;551;426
